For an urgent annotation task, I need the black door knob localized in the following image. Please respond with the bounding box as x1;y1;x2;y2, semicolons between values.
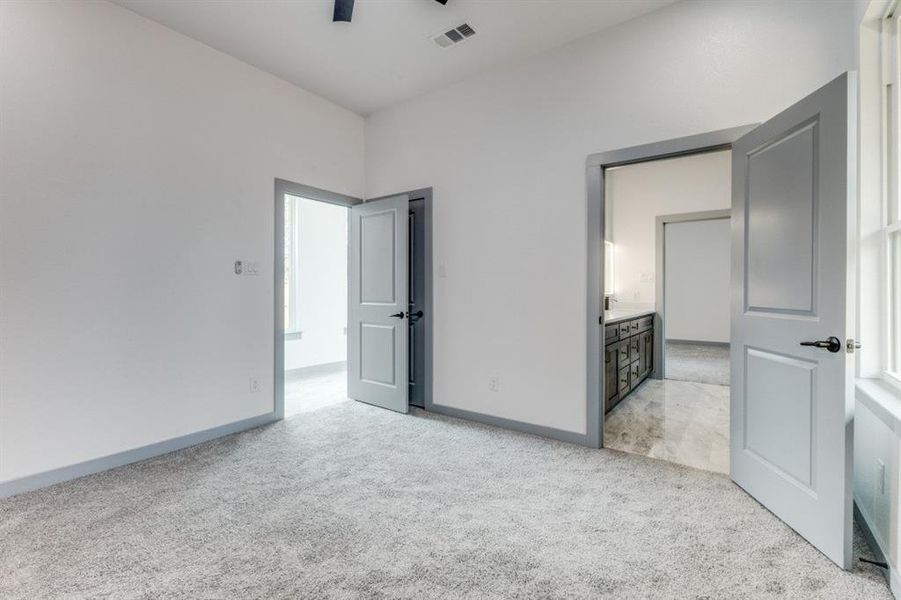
389;312;405;319
799;336;841;353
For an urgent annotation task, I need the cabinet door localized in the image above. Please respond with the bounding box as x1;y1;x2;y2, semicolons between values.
637;334;647;376
629;361;641;390
617;339;630;364
604;346;618;402
618;366;630;394
629;335;640;364
646;331;654;375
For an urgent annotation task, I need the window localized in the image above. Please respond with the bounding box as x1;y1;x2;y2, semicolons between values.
284;194;299;333
882;8;901;383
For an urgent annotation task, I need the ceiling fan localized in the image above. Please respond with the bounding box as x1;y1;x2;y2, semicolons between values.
334;0;448;23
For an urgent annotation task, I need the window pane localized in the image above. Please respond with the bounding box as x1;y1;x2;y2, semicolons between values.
889;82;900;224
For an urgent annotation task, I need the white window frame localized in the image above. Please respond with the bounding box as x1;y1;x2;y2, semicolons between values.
881;5;901;388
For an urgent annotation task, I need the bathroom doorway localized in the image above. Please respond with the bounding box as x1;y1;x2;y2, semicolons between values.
600;150;732;474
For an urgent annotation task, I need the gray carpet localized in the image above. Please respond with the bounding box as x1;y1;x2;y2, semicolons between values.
284;362;348;417
666;341;731;386
0;400;890;599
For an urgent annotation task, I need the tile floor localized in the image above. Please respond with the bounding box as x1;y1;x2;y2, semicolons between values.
664;341;730;386
604;342;732;473
604;378;730;473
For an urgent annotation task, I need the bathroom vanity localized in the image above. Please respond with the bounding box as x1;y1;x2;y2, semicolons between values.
603;309;655;413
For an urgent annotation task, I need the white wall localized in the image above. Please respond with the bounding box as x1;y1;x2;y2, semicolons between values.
606;150;731;309
0;1;364;483
284;198;348;371
664;219;730;343
365;0;855;435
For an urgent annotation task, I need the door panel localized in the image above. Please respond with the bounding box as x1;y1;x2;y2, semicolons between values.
359;323;397;385
360;211;397;304
348;194;410;413
731;73;855;569
744;348;816;487
746;122;817;314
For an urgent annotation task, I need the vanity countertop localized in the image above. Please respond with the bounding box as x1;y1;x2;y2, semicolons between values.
603;308;655;325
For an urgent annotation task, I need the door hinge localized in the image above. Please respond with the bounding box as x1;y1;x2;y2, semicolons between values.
847;338;862;354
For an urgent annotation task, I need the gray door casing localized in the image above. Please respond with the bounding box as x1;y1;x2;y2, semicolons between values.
587;125;756;449
654;209;732;380
730;72;856;569
408;198;427;408
348;194;411;413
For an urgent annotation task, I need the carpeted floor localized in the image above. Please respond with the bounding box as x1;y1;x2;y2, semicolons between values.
0;400;890;599
284;362;348;417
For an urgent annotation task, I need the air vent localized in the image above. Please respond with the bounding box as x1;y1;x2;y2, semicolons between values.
432;22;477;48
456;23;475;38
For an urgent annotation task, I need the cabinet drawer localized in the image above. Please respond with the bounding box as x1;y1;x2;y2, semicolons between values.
637;315;654;333
618;366;630;394
617;339;630;364
604;324;619;344
630;319;641;333
618;322;631;338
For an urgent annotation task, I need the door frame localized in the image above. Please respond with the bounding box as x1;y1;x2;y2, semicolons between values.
585;125;756;448
654;209;732;380
273;178;361;420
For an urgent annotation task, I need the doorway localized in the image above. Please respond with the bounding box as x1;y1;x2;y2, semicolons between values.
282;194;349;416
274;180;433;419
599;151;733;474
276;181;356;418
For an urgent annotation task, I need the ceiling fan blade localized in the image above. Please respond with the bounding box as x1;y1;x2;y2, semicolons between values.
333;0;354;23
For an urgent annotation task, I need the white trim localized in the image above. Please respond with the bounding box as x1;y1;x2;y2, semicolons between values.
857;377;901;434
877;4;901;385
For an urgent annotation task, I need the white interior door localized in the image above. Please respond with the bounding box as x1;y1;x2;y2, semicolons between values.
348;194;410;413
731;72;856;568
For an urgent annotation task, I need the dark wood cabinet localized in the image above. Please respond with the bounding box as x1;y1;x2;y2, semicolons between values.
603;313;654;413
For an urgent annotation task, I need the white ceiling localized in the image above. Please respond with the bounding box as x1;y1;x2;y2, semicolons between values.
113;0;676;115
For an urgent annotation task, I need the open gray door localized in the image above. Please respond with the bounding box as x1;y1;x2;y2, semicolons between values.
731;72;856;568
348;194;410;413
